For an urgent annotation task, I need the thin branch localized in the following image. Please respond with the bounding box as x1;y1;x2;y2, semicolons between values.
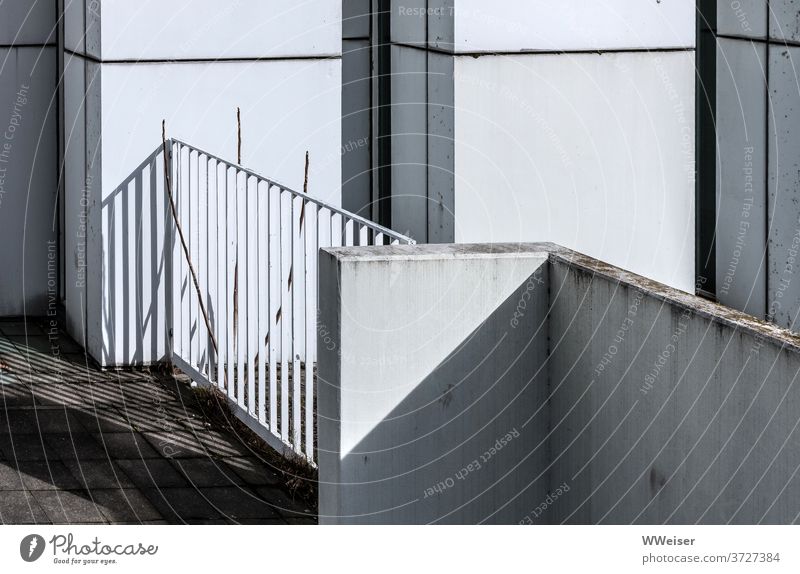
162;121;227;390
237;107;242;165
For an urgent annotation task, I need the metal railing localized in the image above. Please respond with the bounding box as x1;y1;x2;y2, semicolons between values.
167;139;414;463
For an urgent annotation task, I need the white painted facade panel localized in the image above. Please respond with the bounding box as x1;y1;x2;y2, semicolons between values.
68;58;341;365
454;51;695;292
99;0;341;60
452;0;695;52
99;59;341;207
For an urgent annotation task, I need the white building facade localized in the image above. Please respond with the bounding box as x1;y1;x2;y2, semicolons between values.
1;1;799;365
61;0;341;365
343;0;697;292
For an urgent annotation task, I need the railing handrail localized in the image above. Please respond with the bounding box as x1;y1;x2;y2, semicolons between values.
170;138;415;245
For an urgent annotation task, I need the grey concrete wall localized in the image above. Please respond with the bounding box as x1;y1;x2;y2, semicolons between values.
318;244;550;524
319;242;800;524
548;252;800;524
0;0;57;317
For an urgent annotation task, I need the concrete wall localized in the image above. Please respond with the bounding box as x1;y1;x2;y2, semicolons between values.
318;244;550;524
0;0;57;316
62;1;342;365
548;249;800;524
319;242;800;524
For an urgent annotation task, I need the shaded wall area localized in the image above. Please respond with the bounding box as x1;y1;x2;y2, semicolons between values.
548;250;800;524
0;0;57;316
319;243;800;524
705;0;800;331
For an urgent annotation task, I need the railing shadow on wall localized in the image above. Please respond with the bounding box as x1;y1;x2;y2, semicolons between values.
100;139;415;463
101;145;172;369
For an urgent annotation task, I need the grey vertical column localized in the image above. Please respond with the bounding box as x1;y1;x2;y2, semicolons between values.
767;42;800;330
63;0;101;346
427;1;455;243
390;44;428;241
0;0;58;316
390;0;455;243
715;37;767;318
427;50;454;243
342;0;372;218
768;2;800;329
344;0;455;242
712;0;800;332
714;1;768;317
84;57;102;359
389;0;428;241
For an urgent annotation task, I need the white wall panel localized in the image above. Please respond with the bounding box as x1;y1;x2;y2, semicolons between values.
80;58;340;365
99;59;341;206
452;0;695;53
100;0;340;60
454;51;695;292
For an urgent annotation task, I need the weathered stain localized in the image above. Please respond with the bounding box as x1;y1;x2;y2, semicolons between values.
439;383;455;409
649;467;667;498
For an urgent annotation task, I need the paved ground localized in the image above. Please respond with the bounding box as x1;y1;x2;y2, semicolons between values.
0;319;316;524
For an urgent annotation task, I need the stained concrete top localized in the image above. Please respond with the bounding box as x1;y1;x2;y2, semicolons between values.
323;242;800;354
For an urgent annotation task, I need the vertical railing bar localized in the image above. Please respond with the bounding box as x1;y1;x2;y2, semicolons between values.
269;184;278;433
215;159;225;390
247;175;257;417
292;196;303;452
304;203;316;459
237;169;246;408
331;211;339;248
175;143;182;361
257;180;268;424
281;189;290;442
182;146;191;369
200;156;209;383
190;149;197;367
226;166;235;400
200;152;208;376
